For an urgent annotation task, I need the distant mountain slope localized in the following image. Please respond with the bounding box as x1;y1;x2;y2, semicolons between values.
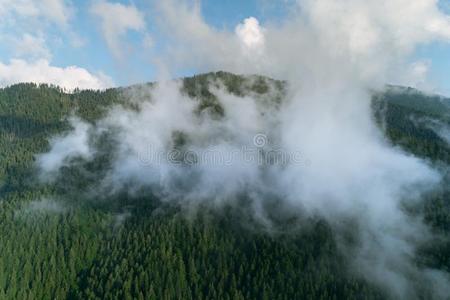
381;86;450;120
372;86;450;164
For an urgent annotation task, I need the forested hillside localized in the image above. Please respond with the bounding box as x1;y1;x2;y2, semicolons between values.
0;72;449;299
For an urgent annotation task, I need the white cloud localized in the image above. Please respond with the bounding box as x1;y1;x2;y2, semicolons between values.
13;33;52;60
235;17;265;55
0;59;114;90
0;0;38;19
154;0;254;73
0;1;114;91
40;0;73;26
302;0;450;59
37;117;94;176
0;0;77;69
90;1;146;58
154;0;450;85
411;60;430;79
409;60;432;87
0;0;72;26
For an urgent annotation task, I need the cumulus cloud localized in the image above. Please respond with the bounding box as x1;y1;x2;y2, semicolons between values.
0;0;94;90
0;1;115;91
0;0;114;91
90;1;146;58
0;59;114;90
235;17;265;54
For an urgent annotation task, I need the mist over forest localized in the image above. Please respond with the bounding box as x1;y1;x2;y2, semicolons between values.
0;71;448;299
1;0;450;299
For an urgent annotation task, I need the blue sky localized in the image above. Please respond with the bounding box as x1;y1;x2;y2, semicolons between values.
50;0;293;86
0;0;449;94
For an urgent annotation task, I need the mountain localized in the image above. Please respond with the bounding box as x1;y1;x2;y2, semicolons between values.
0;72;449;299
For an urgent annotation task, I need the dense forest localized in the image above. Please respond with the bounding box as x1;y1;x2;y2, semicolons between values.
0;72;449;299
